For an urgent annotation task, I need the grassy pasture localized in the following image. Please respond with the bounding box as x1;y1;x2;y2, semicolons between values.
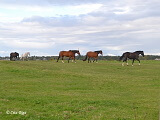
0;60;159;120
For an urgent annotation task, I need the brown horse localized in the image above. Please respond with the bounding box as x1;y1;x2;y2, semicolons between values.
57;50;80;63
10;52;19;61
83;50;103;63
119;51;144;66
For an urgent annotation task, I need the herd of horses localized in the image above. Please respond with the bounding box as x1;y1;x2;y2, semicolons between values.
9;50;144;66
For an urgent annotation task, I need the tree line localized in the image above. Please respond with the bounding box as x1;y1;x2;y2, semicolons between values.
0;55;160;61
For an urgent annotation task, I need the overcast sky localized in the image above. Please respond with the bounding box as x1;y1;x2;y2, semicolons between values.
0;0;160;56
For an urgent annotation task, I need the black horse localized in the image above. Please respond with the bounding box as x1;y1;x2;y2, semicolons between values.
10;52;19;61
119;51;144;66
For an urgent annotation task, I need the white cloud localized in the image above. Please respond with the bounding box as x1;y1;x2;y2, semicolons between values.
0;51;8;54
107;53;116;56
0;0;160;56
113;7;131;15
2;39;55;49
0;3;103;23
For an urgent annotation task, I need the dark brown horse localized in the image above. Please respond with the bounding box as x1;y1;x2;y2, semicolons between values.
57;50;80;63
119;51;144;66
83;50;103;63
10;52;19;61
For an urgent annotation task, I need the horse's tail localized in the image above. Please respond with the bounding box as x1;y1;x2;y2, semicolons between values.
119;53;125;61
83;55;87;61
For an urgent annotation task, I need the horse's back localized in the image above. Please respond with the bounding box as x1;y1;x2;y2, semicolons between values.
24;52;30;56
59;51;73;57
59;51;66;55
10;52;19;57
87;51;97;57
122;52;130;56
123;52;137;59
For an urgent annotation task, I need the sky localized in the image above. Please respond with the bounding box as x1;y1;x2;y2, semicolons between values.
0;0;160;56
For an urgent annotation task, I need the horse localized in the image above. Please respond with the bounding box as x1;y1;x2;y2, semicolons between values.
21;52;30;61
83;50;103;63
57;50;80;63
10;52;19;61
119;51;144;66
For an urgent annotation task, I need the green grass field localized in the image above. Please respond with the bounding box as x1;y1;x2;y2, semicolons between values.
0;60;159;120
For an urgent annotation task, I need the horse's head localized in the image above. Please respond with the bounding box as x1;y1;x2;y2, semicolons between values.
69;50;80;56
76;50;80;56
141;51;144;57
28;52;30;56
95;50;103;55
135;51;144;57
16;52;19;56
99;50;103;55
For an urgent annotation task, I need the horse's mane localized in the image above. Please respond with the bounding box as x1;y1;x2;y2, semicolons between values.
69;50;79;53
11;52;19;54
134;51;143;53
94;50;102;53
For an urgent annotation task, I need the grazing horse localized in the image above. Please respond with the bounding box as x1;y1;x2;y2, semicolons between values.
57;50;80;63
119;51;144;66
10;52;19;61
83;50;103;63
21;52;30;61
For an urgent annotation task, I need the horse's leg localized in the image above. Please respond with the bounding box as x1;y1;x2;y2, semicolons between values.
73;57;76;63
57;56;60;62
93;58;98;63
122;57;128;66
136;58;140;65
68;57;71;63
126;60;128;66
61;56;64;63
88;57;90;63
96;57;98;63
89;58;92;63
122;59;126;66
132;59;135;66
125;58;129;66
93;58;95;62
122;60;125;66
